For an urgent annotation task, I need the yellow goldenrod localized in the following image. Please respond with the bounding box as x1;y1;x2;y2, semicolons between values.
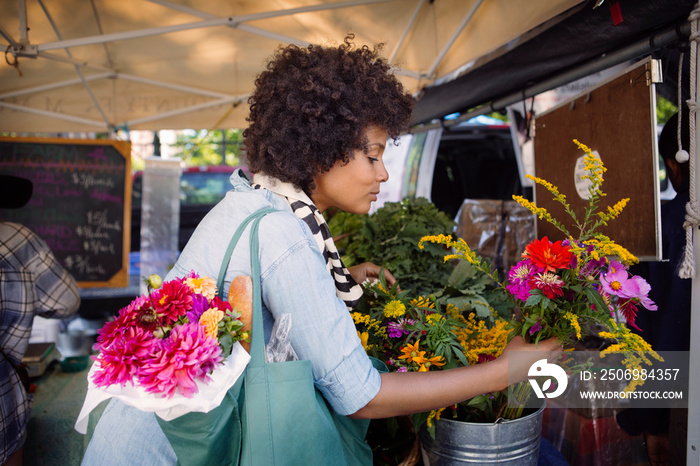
599;319;663;392
426;408;446;428
562;311;582;340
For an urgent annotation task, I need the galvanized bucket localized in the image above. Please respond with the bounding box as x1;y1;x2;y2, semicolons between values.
419;401;545;465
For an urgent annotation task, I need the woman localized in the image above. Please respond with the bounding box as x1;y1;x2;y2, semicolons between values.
83;35;560;465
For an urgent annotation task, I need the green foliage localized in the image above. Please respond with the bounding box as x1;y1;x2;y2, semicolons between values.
656;96;678;126
216;308;247;358
173;129;243;166
328;198;456;296
433;260;514;322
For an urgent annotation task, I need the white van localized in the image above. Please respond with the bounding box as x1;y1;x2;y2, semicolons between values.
376;117;523;219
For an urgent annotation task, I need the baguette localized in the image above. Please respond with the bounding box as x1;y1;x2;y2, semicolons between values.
227;275;253;352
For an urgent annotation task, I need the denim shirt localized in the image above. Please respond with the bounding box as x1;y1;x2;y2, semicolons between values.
165;169;381;416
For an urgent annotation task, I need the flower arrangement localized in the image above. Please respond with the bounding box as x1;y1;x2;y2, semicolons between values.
419;140;661;389
355;140;662;443
91;272;250;398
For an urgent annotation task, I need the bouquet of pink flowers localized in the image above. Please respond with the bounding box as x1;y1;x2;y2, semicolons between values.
75;272;251;434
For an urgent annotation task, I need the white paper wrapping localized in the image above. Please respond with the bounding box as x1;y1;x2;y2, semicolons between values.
74;341;250;434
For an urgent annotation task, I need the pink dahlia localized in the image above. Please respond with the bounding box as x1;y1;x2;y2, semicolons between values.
95;295;149;350
91;325;157;388
153;279;194;324
138;322;223;398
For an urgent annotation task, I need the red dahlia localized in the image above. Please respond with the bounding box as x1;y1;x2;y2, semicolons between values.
522;236;573;272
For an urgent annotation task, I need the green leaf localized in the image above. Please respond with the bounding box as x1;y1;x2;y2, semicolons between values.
467;395;490;410
525;293;543;307
412;411;431;435
219;333;233;358
453;346;470;366
585;287;609;313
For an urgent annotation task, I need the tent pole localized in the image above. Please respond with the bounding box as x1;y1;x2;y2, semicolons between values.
36;0;395;52
124;96;246;126
687;5;700;462
37;0;111;128
389;0;427;65
426;0;484;79
0;101;107;128
0;73;112;99
18;0;29;44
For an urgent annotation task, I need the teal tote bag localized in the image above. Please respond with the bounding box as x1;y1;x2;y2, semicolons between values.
158;208;384;465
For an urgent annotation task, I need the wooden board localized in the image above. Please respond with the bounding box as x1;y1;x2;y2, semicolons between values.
533;59;661;260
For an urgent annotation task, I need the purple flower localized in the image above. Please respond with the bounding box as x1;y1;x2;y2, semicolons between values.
599;260;658;312
529;320;542;335
386;318;416;338
186;294;210;322
506;260;537;301
580;256;606;280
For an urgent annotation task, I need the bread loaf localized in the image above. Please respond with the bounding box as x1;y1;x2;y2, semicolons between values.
227;275;253;352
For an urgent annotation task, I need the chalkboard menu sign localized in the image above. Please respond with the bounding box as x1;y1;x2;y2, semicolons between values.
0;137;131;287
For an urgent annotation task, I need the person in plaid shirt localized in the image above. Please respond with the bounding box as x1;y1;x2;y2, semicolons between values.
0;174;80;466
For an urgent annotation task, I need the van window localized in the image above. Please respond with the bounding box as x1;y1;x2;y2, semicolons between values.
430;129;521;219
179;172;233;206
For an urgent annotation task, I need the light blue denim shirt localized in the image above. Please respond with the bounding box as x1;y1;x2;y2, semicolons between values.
165;169;380;415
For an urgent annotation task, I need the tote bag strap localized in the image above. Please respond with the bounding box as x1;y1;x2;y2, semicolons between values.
216;207;278;368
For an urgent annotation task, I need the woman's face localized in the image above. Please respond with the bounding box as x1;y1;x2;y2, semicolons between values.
311;125;389;214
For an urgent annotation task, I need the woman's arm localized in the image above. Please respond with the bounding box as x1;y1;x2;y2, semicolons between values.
349;335;561;419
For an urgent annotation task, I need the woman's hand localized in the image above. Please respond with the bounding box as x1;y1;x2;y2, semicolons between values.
348;262;396;287
498;336;563;386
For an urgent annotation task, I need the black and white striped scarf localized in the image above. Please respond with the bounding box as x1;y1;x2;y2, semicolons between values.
252;173;363;310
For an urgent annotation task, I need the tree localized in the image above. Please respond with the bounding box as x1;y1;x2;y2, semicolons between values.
173;129;243;167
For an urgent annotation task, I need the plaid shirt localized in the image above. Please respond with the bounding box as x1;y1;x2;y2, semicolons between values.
0;222;80;462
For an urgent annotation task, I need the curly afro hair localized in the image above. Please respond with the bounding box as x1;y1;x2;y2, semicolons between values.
243;34;414;194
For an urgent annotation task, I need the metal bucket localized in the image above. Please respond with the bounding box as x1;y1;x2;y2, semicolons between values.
419;401;545;465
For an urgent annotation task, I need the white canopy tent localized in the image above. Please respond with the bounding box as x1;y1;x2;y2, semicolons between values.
0;0;581;133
